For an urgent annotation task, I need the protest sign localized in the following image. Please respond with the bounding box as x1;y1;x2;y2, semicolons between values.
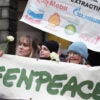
20;0;100;52
0;54;100;100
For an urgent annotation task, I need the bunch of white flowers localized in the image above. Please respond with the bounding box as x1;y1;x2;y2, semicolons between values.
50;52;60;62
1;35;14;53
7;35;14;42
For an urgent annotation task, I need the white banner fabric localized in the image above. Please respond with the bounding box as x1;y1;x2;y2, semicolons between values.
0;54;100;100
20;0;100;52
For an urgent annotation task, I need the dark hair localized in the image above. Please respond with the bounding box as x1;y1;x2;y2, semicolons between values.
42;40;59;53
32;40;38;53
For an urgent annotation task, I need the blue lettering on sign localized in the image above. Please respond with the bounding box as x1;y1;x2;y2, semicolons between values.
27;6;44;20
27;9;44;19
73;7;100;24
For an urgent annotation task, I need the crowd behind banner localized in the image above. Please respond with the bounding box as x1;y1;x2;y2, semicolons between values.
0;0;100;99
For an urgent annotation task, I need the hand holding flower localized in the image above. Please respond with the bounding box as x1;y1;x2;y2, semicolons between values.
0;35;15;53
50;52;60;62
7;35;14;42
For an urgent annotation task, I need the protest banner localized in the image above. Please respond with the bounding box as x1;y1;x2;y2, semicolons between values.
0;54;100;100
20;0;100;52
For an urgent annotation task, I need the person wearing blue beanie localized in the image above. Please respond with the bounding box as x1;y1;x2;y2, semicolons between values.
66;41;89;65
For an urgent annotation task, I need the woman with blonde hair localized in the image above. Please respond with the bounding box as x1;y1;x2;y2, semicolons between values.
16;35;38;58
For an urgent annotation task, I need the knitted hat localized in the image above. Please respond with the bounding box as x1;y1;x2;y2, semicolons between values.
42;40;59;53
67;42;88;59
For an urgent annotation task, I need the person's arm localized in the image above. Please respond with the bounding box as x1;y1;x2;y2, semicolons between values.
0;50;3;57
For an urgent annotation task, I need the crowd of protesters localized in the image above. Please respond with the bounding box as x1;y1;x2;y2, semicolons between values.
0;34;91;66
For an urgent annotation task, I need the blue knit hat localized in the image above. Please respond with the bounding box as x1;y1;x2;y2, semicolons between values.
67;42;88;59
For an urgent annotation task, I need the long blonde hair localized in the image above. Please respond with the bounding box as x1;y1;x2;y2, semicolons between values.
16;35;38;58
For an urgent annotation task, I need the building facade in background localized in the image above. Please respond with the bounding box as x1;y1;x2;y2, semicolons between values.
0;0;18;54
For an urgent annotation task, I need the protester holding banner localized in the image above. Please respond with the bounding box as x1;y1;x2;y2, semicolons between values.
16;35;39;58
39;40;60;61
0;50;3;57
66;41;89;65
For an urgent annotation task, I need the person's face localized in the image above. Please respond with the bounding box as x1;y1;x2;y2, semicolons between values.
67;51;82;64
39;45;50;58
16;37;32;57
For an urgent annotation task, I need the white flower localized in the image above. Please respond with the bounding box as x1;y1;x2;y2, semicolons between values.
7;35;14;42
1;35;15;53
50;52;60;62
